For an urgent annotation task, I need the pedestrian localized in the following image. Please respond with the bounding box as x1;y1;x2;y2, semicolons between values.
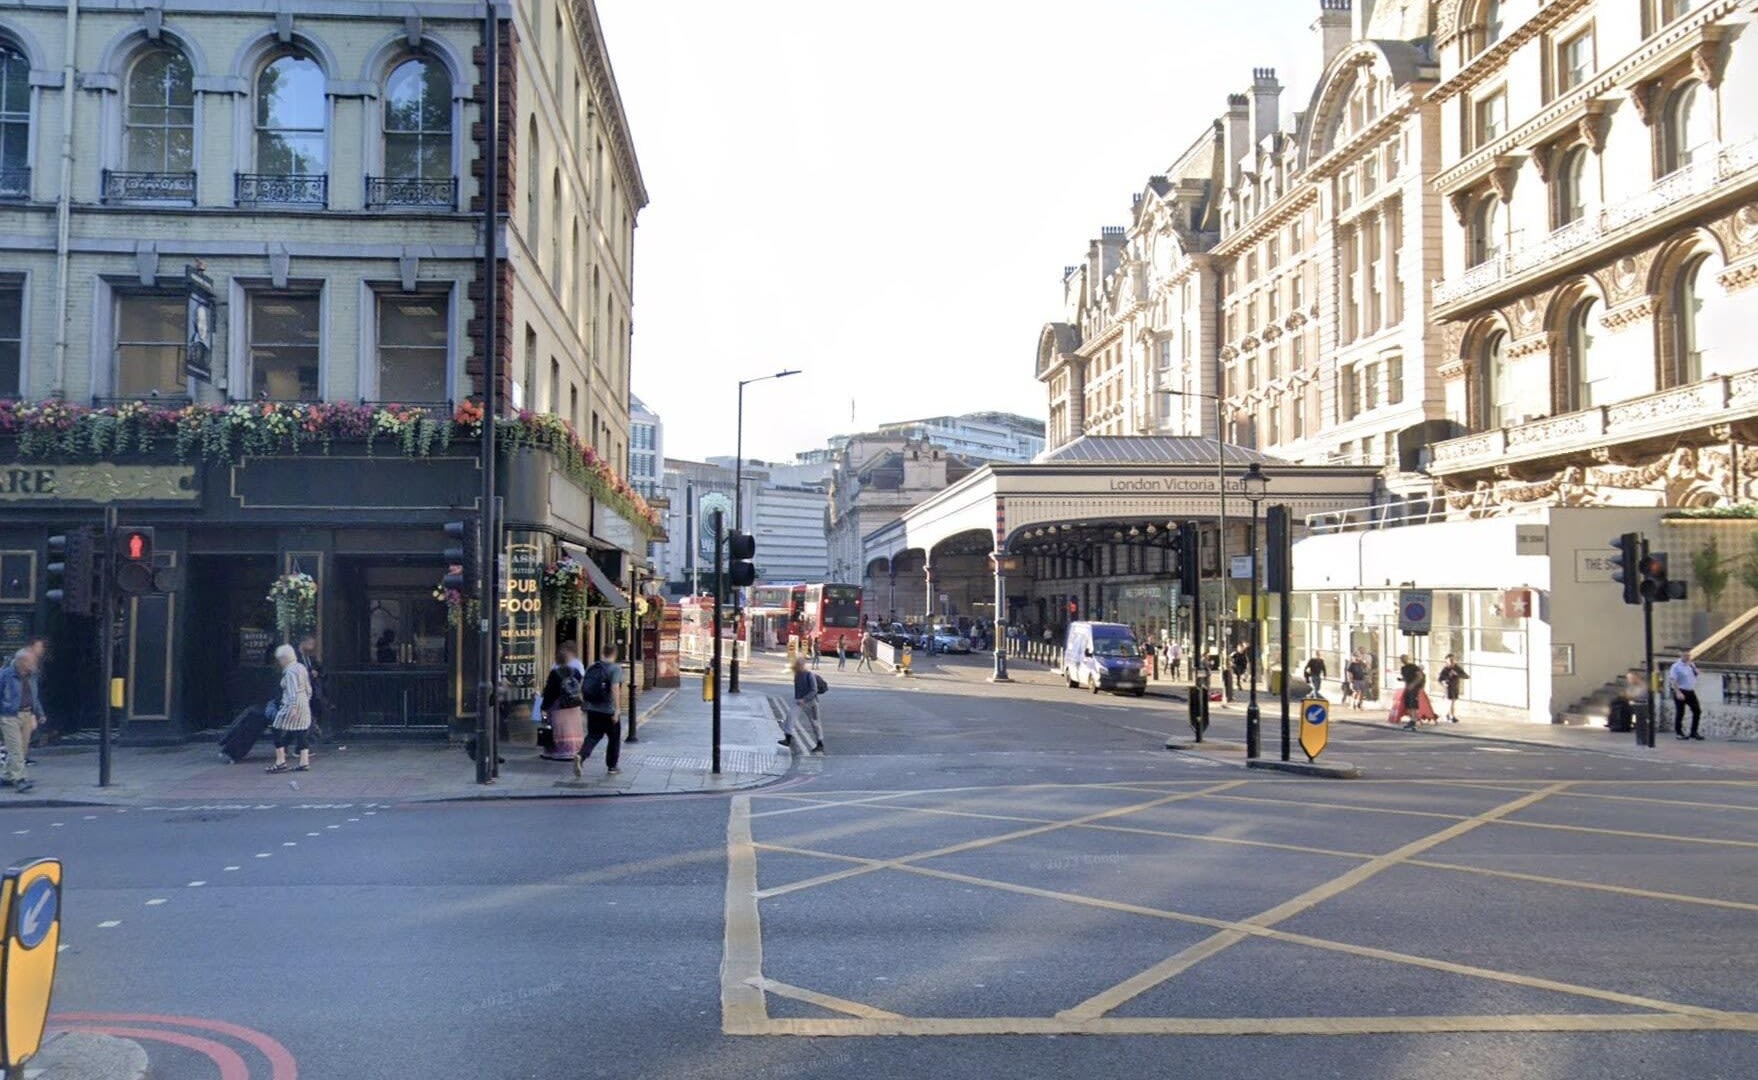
810;635;822;670
12;636;48;760
1437;654;1469;722
574;643;625;777
836;636;847;670
265;644;313;773
0;648;39;793
1668;650;1704;740
298;633;326;742
1303;653;1327;697
856;628;875;672
787;654;826;755
1168;639;1183;681
1608;669;1645;733
1394;658;1437;730
1229;642;1249;700
1346;652;1369;709
540;643;586;760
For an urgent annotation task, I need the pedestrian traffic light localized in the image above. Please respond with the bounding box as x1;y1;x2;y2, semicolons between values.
46;530;96;615
727;531;757;588
1178;520;1200;598
1638;551;1686;603
442;519;476;596
114;526;156;596
1265;505;1292;594
1609;532;1641;606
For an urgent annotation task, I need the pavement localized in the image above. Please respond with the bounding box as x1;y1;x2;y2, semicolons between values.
14;653;1758;1079
4;683;794;807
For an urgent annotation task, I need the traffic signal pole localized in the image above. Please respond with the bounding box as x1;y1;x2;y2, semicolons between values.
1643;591;1658;749
99;505;115;787
711;509;724;774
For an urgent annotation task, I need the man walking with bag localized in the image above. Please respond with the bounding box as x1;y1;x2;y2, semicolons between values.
788;654;826;755
574;643;626;777
0;648;39;793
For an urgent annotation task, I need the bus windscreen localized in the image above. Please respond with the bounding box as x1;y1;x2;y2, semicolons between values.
823;586;861;628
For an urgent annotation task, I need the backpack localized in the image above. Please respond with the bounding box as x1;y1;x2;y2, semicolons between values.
556;665;585;709
582;662;614;709
813;674;829;696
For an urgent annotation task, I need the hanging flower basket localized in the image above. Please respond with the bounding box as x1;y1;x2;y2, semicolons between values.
267;572;317;642
432;576;481;628
543;556;590;622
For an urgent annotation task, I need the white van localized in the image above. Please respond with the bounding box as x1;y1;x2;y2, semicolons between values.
1062;622;1147;696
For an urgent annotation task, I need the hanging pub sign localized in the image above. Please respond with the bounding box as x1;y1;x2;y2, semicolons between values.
185;264;216;382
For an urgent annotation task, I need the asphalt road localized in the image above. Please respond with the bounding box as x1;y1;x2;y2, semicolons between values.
19;651;1758;1079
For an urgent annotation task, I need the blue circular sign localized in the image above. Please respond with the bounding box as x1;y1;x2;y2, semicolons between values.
15;876;57;950
1304;703;1328;726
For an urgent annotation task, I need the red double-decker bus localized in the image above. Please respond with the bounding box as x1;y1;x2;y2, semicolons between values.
799;583;863;655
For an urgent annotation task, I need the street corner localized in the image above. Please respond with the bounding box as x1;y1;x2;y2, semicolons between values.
48;1014;297;1080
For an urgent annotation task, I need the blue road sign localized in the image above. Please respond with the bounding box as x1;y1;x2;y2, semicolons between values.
1304;702;1327;726
1300;697;1329;760
14;876;56;950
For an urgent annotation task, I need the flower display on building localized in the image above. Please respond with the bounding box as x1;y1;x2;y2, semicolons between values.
266;572;317;641
0;398;659;533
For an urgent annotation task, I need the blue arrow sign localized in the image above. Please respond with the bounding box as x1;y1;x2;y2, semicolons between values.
1304;702;1328;726
15;876;56;950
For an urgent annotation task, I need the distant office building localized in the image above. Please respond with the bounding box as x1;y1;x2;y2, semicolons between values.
629;396;664;501
874;413;1046;463
659;457;828;591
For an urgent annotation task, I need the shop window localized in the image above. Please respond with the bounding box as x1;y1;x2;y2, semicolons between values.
246;291;321;401
376;292;450;403
255;53;327;175
124;47;195;174
113;293;187;397
0;281;19;395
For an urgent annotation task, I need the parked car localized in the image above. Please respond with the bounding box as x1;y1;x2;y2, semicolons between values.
1062;622;1147;696
931;629;970;654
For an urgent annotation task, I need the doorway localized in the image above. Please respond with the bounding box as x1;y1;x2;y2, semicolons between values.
330;559;453;731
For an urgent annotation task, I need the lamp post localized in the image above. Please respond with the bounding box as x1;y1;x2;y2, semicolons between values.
1241;461;1270;760
731;369;800;694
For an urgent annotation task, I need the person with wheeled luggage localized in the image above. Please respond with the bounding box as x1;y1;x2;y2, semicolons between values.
266;644;314;773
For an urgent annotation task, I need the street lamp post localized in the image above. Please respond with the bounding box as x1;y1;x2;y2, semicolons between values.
1168;387;1236;667
731;369;800;694
1241;462;1270;760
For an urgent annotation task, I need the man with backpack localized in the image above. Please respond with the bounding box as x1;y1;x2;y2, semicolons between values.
787;654;826;755
574;643;626;777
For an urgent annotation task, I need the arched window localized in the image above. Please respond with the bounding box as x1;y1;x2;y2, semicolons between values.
549;171;562;281
1480;0;1505;50
525;118;540;244
0;42;28;196
1469;196;1502;267
1565;298;1608;410
1675;251;1734;383
568;219;579;321
255;53;326;175
383;57;451;181
124;47;194;174
1480;331;1513;429
1554;147;1587;228
1661;80;1714;175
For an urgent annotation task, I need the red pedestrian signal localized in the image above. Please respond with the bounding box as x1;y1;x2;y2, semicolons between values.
114;526;156;596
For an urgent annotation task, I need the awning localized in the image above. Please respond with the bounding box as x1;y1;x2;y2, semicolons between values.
580;554;630;610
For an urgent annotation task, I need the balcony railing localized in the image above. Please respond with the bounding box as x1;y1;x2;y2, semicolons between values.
1430;369;1758;473
1433;136;1758;308
360;400;455;421
364;176;458;210
91;395;193;410
234;173;328;208
101;170;196;204
0;167;28;200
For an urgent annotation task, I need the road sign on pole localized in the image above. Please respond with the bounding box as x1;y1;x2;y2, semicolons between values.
1397;589;1433;635
1300;698;1329;761
0;857;62;1073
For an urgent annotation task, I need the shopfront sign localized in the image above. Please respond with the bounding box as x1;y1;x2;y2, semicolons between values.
593;501;641;554
499;540;543;699
0;464;196;503
1574;549;1619;583
1514;524;1548;555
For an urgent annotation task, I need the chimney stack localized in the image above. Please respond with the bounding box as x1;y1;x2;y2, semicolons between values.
1313;0;1352;66
1221;92;1250;189
1248;68;1281;145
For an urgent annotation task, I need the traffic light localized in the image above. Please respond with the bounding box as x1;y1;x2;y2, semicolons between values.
442;519;476;596
1638;551;1686;603
1178;520;1200;598
46;530;96;615
727;531;757;588
1265;505;1292;594
114;526;156;596
1609;532;1641;606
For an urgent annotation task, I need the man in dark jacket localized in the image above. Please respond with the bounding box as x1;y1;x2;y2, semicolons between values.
1303;653;1327;697
575;643;625;777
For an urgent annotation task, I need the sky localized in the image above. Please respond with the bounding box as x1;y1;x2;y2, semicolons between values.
600;0;1323;464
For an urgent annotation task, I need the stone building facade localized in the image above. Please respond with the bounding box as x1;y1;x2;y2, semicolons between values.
0;0;649;738
1426;0;1758;513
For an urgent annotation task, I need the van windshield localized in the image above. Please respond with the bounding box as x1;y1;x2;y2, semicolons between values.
1093;636;1140;658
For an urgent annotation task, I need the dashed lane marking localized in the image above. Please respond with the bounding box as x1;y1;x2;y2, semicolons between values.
223;866;240;872
98;921;120;928
145;899;166;906
187;881;205;887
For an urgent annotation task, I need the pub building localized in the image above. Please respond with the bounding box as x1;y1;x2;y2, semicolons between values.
0;422;656;743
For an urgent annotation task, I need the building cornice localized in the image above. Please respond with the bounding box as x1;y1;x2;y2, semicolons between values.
1303;87;1430;183
1430;0;1594;102
1214;187;1318;259
568;0;648;210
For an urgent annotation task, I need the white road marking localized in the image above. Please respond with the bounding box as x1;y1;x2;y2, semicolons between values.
223;866;240;872
145;899;166;906
98;920;120;928
83;815;97;820
254;853;271;859
49;822;63;827
187;881;205;887
282;842;297;847
326;825;340;829
347;817;359;822
11;830;26;835
307;832;320;837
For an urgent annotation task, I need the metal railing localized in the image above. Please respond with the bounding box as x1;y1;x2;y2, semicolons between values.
235;172;328;208
360;400;454;420
0;167;28;200
90;395;192;410
364;176;458;210
101;169;196;203
325;669;453;732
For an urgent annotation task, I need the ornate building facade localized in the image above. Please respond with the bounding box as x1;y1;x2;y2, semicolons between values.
1427;0;1758;512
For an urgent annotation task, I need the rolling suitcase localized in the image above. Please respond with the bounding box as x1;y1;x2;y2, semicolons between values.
220;704;273;763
